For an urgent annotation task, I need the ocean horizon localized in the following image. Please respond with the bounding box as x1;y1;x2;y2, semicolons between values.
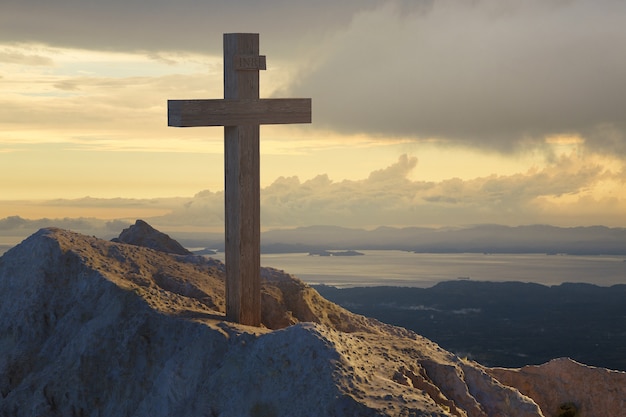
3;240;624;289
211;250;626;288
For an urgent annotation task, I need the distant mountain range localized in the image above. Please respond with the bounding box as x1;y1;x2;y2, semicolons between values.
2;217;625;256
253;224;626;255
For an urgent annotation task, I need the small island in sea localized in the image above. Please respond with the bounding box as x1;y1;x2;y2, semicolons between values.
193;248;218;255
308;250;364;257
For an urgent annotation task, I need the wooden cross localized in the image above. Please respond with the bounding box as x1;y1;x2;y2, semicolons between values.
168;33;312;326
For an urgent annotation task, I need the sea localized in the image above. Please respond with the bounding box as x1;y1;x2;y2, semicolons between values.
210;250;626;288
2;240;624;288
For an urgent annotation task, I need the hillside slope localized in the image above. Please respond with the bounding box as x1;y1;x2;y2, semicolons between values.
0;226;622;416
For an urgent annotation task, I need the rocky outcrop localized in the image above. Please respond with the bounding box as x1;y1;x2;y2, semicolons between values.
487;358;626;417
0;225;620;416
112;219;192;255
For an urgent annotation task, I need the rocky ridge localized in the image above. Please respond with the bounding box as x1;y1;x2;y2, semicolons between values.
486;358;626;417
0;225;623;416
112;219;192;255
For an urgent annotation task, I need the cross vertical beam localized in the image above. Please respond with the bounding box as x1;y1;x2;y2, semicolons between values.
224;33;261;326
167;33;311;327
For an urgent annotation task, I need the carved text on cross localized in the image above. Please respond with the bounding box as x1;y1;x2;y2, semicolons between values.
167;33;312;326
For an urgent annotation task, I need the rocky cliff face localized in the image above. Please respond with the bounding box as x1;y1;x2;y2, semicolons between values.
0;226;622;416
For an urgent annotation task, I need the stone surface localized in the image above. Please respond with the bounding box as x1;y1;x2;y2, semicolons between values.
487;358;626;417
0;225;621;416
113;219;192;255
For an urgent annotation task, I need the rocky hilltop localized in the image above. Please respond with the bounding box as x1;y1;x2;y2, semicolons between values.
0;225;623;416
112;219;192;255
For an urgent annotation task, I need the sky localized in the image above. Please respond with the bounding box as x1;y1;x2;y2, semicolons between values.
1;0;625;234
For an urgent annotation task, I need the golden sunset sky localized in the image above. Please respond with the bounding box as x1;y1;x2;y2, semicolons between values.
1;0;625;232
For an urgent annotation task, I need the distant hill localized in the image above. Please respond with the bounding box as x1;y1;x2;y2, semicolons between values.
2;218;625;255
260;224;626;255
314;281;626;371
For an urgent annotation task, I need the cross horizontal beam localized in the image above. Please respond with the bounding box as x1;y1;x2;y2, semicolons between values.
168;98;312;127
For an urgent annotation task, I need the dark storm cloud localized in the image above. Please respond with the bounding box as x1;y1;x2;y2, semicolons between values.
2;0;625;156
285;0;626;155
0;0;381;57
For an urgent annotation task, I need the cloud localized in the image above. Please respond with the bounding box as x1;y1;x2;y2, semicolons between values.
0;0;383;57
0;50;53;66
0;71;223;147
283;1;626;156
0;152;623;242
0;215;129;237
148;153;625;229
367;154;417;183
155;190;225;228
3;0;625;159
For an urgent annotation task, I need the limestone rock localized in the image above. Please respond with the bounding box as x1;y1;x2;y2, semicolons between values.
0;227;612;416
486;358;626;417
112;219;192;255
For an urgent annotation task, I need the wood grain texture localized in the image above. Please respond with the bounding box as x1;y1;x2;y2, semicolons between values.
167;33;311;327
168;98;312;127
225;124;260;326
223;34;262;326
224;33;258;101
